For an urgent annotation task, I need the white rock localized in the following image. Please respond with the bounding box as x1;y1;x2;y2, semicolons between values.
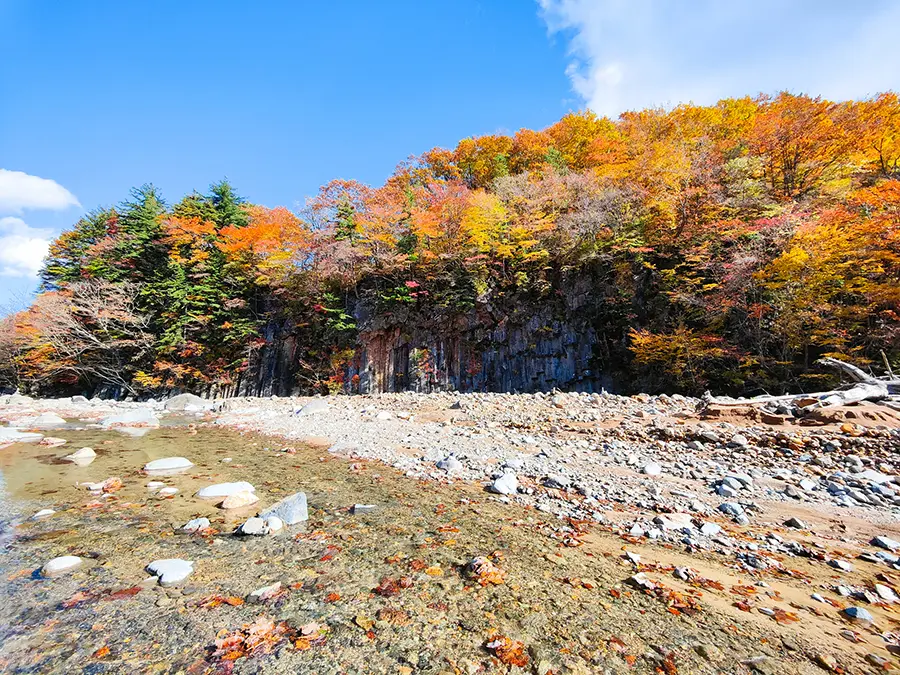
100;408;160;428
260;492;308;524
144;457;194;475
42;555;82;577
182;517;210;532
249;581;282;602
238;516;268;535
265;516;283;533
488;472;518;495
0;427;44;444
436;456;463;473
164;393;208;412
32;509;56;520
196;481;256;499
297;399;329;416
221;490;259;509
146;558;193;586
158;487;178;496
146;481;166;490
642;463;662;477
352;504;377;514
63;447;96;466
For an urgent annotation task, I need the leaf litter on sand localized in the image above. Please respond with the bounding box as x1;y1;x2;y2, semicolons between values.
485;635;529;668
207;616;325;664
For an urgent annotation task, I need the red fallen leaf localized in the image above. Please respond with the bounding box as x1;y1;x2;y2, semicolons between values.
60;591;97;609
409;559;427;571
92;646;110;659
608;636;628;653
609;588;621;599
324;592;341;603
104;586;142;600
486;636;529;668
195;595;245;609
735;601;752;612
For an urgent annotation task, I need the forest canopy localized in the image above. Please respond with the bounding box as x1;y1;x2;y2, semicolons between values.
2;91;899;397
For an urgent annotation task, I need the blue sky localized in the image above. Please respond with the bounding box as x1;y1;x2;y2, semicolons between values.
2;0;899;311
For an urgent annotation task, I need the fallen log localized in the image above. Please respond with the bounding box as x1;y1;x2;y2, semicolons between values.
703;357;899;411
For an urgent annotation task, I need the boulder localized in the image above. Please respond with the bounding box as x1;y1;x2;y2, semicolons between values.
101;408;160;428
62;447;96;466
164;393;208;412
488;472;518;495
0;427;43;444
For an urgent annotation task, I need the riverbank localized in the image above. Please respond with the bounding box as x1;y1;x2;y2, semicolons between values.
2;391;900;673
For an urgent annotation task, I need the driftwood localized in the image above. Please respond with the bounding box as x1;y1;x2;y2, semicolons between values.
703;357;900;411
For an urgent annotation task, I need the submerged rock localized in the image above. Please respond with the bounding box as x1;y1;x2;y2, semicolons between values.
146;559;194;586
260;492;308;524
62;447;96;466
0;427;43;444
196;481;256;499
182;517;210;532
42;556;82;577
144;457;194;475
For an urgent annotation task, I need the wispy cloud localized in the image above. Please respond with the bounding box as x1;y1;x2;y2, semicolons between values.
0;216;54;278
538;0;900;116
0;168;80;214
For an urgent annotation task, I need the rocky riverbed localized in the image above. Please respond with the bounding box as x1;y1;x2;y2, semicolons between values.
2;391;900;673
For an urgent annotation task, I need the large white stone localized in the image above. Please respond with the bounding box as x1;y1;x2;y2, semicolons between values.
146;559;193;586
488;472;519;495
196;481;256;499
42;556;82;577
100;408;160;428
164;393;209;412
260;491;308;524
63;447;96;466
221;490;259;509
144;457;194;475
0;427;44;444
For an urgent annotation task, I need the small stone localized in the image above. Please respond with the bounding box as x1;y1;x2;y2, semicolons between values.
146;559;194;586
42;556;82;577
718;502;744;517
814;654;838;672
32;508;56;520
436;456;463;473
694;644;721;661
352;504;377;514
866;654;891;669
488;472;518;495
182;517;210;532
783;517;807;529
875;584;898;603
62;447;96;465
39;437;67;447
642;463;662;477
872;535;900;552
829;559;854;572
699;522;721;536
157;487;178;496
221;490;259;509
842;606;873;622
238;516;268;535
249;581;282;602
265;516;283;532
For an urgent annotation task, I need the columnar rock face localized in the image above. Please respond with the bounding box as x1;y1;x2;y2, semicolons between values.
241;276;618;396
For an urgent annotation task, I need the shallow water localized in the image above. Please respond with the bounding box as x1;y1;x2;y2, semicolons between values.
0;425;813;674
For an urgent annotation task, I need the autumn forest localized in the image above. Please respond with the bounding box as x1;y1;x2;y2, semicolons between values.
2;92;899;398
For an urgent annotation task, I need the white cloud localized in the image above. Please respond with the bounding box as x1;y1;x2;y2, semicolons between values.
538;0;900;117
0;169;80;214
0;216;53;278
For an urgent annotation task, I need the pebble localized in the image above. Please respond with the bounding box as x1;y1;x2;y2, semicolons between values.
32;508;55;519
62;447;96;465
718;502;744;517
265;516;283;532
249;581;282;602
158;487;178;496
41;555;82;577
436;456;463;472
352;504;377;514
783;517;807;529
872;535;900;552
